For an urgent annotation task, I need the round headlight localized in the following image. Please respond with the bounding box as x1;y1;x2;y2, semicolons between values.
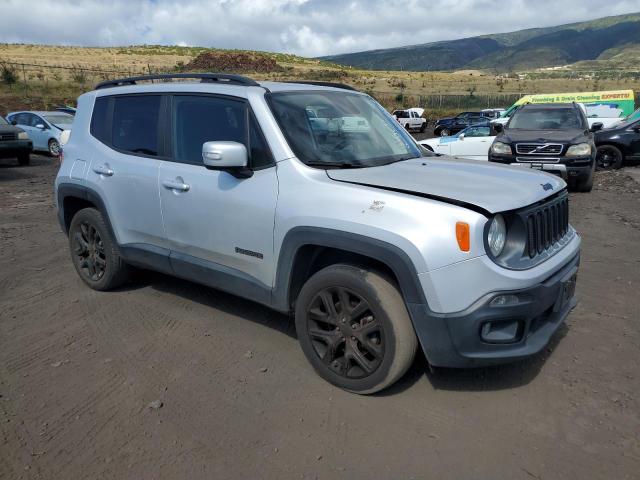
487;214;507;257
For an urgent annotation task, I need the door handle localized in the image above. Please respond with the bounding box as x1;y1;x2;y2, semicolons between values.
92;164;114;176
162;178;190;192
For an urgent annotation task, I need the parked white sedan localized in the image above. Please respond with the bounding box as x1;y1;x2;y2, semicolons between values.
419;125;494;161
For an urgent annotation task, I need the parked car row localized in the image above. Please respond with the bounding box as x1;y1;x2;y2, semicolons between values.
0;110;74;165
419;99;640;176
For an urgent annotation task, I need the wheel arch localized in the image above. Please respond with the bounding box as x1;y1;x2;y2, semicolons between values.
272;227;428;314
57;184;117;242
596;141;629;156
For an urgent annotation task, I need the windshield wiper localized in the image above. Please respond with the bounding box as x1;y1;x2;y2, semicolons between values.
304;161;365;169
382;155;420;166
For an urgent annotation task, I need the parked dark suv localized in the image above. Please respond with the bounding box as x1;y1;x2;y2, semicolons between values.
0;115;32;165
594;117;640;169
488;103;601;192
434;111;490;137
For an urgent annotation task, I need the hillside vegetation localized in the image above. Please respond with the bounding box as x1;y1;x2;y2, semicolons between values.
1;43;639;119
322;13;640;72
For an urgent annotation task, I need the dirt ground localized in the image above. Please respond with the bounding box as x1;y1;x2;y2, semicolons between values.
1;154;639;480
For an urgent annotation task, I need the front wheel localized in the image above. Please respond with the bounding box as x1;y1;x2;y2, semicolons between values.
439;128;450;137
574;172;594;193
595;145;623;170
295;265;418;394
48;138;61;157
17;153;30;166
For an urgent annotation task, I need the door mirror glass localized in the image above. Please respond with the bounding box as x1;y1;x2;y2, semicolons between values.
202;141;248;169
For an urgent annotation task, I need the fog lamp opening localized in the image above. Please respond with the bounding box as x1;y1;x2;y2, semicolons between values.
490;294;520;307
480;319;522;344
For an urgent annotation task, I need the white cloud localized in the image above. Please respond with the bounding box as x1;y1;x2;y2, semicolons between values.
0;0;638;56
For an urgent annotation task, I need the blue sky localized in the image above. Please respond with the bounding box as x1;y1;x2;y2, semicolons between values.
0;0;638;57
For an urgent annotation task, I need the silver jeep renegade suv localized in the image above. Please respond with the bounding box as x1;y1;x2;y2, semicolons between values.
55;73;581;394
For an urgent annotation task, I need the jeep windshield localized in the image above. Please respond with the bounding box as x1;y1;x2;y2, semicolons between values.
508;107;584;130
269;91;421;168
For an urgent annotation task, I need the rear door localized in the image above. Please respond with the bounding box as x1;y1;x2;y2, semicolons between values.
86;94;168;254
159;94;278;291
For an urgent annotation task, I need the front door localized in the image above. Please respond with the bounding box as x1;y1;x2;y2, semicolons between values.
159;94;278;292
28;114;50;150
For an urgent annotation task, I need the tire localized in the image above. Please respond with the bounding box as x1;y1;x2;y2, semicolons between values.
68;208;130;291
17;153;30;166
48;138;61;157
295;265;418;395
595;145;623;170
419;123;426;133
439;128;450;137
574;171;594;193
404;123;410;131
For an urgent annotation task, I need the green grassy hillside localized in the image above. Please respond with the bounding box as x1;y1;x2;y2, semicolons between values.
322;13;640;72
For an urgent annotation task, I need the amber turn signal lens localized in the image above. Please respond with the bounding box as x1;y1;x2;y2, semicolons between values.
456;222;470;252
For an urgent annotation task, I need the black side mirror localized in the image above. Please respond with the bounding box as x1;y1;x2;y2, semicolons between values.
493;123;504;133
591;122;604;132
11;120;17;126
633;126;640;133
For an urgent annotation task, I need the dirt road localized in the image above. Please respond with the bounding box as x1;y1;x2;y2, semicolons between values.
1;155;639;479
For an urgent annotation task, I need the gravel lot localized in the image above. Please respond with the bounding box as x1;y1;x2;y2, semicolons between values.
1;154;639;479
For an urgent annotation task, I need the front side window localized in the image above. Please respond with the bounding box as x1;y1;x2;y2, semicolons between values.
172;95;246;165
112;95;161;156
509;107;584;130
269;91;420;168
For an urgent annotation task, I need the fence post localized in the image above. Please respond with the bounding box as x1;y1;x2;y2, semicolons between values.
22;63;27;97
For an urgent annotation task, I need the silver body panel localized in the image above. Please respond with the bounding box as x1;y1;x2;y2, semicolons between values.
56;81;580;316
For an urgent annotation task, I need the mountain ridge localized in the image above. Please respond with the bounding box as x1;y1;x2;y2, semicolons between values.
321;13;640;72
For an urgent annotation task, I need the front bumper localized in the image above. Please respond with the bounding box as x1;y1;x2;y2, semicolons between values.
489;154;593;182
0;139;33;158
410;251;580;367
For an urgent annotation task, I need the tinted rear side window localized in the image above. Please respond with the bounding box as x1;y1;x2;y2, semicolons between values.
90;97;110;144
112;95;161;156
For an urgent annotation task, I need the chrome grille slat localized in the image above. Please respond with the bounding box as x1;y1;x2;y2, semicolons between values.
515;143;563;155
0;133;17;141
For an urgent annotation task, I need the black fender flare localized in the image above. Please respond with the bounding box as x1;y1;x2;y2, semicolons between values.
56;183;117;242
270;227;428;312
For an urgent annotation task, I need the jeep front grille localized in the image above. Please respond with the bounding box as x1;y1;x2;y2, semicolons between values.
515;143;563;155
524;196;569;258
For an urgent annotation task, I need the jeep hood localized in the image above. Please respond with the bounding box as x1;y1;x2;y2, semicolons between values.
325;157;565;214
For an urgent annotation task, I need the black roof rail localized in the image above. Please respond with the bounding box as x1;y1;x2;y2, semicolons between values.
291;81;358;91
95;73;260;90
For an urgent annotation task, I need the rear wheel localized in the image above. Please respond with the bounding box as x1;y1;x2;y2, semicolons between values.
595;145;623;170
295;265;417;394
68;208;130;291
17;153;30;166
419;123;426;133
48;139;61;157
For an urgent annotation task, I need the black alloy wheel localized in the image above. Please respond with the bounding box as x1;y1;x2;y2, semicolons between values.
72;221;107;282
306;286;384;379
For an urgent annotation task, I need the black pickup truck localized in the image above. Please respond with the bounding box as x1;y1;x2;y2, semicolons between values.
488;103;601;192
0;115;32;165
